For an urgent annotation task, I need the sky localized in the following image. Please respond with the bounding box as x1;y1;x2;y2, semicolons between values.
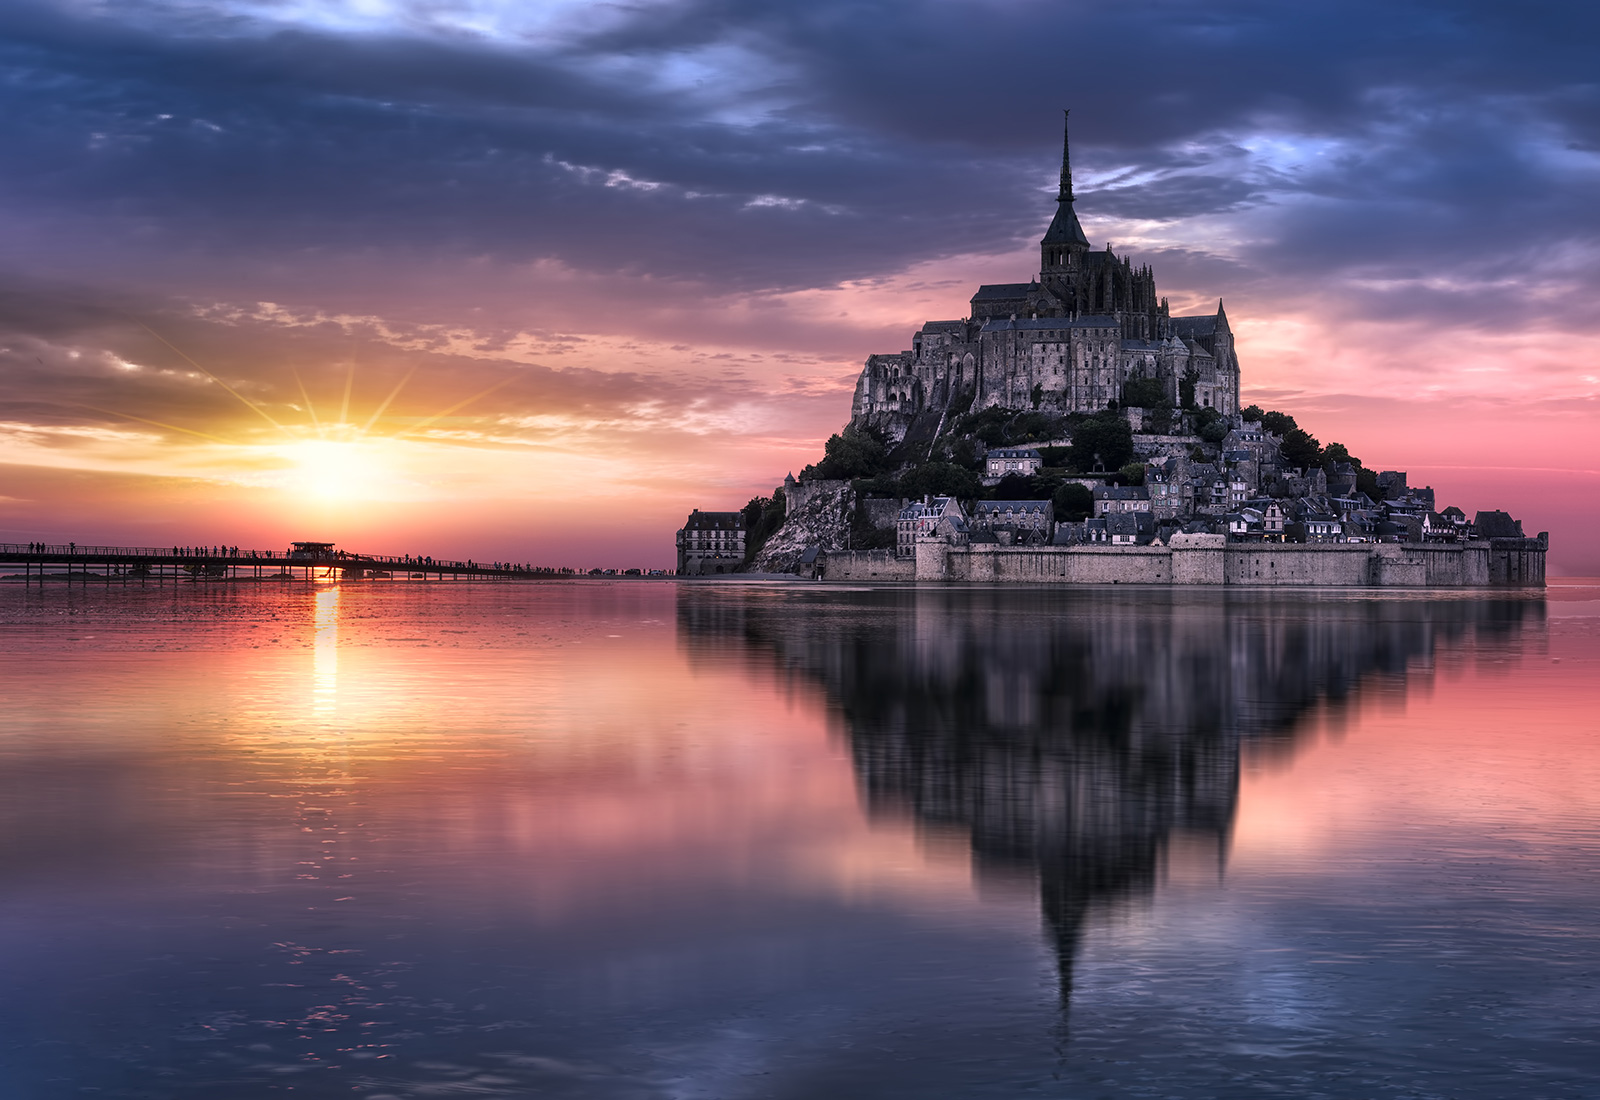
0;0;1596;572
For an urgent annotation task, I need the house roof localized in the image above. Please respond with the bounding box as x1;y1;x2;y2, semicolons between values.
976;499;1051;514
989;447;1041;460
1093;485;1150;500
682;511;744;531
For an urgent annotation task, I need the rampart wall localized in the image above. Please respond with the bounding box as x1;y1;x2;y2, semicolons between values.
820;538;1543;587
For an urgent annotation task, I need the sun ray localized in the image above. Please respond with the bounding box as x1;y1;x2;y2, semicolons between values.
80;404;242;445
138;323;295;439
339;363;355;430
291;367;324;439
359;366;417;437
393;376;518;439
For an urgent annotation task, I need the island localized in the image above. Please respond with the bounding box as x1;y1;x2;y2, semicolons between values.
677;114;1546;587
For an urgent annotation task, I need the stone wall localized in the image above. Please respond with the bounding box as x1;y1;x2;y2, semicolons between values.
819;550;915;582
823;540;1540;587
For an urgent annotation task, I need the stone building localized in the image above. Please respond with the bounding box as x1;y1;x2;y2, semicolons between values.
971;500;1054;545
985;447;1043;479
676;510;745;575
896;496;967;559
851;113;1241;437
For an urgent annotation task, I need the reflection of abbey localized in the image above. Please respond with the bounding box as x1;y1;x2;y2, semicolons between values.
851;113;1239;427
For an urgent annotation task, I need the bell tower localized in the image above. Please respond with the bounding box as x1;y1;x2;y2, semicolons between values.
1040;110;1091;296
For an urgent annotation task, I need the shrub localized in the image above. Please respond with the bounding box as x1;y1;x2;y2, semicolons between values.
1053;482;1093;521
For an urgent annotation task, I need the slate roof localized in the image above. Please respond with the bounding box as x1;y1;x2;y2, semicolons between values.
971;283;1036;302
975;500;1051;515
1171;315;1218;337
682;510;744;531
1041;202;1091;248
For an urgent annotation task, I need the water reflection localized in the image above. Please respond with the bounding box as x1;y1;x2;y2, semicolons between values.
312;585;340;715
677;588;1547;1013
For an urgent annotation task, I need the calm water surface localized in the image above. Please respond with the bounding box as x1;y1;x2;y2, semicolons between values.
1;580;1597;1098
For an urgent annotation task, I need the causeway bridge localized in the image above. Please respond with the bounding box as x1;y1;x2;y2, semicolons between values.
0;541;546;584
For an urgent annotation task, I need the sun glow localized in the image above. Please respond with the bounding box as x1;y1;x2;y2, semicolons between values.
279;438;403;503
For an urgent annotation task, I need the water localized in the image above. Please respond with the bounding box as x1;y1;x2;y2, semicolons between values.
1;580;1597;1098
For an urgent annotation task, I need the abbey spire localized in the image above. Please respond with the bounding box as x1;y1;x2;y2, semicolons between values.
1041;109;1090;279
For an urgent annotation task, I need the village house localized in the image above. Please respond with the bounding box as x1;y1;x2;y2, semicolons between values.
676;510;746;575
972;500;1054;545
1093;484;1151;517
897;496;967;558
985;447;1043;479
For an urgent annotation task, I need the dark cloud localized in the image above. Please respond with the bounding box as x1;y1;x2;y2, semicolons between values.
0;0;1594;365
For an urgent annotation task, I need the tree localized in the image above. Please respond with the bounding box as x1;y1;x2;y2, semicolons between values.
742;491;787;563
1179;368;1199;410
1321;441;1361;471
1066;410;1133;472
1193;405;1229;443
1280;427;1322;472
1118;462;1146;487
990;472;1055;501
1053;481;1093;521
1260;410;1299;438
1241;404;1265;422
1122;376;1167;408
898;462;980;502
802;424;890;480
1356;468;1380;500
1030;382;1044;410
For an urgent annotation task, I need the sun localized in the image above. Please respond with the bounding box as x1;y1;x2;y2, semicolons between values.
278;438;401;503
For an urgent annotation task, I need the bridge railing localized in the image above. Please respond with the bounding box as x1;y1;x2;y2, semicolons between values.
0;543;522;571
1;543;288;559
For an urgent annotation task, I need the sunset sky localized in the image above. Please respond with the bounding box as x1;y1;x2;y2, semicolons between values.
1;0;1596;572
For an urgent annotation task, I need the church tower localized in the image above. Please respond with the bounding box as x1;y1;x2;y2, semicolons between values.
1040;110;1091;294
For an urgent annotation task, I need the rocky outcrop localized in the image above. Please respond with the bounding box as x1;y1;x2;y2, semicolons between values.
753;479;856;573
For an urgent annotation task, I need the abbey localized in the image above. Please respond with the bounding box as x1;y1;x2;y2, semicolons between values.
851;114;1240;433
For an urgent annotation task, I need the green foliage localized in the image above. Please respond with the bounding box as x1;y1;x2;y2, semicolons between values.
1066;410;1133;472
1053;482;1093;521
1356;467;1380;499
1244;405;1331;474
741;491;788;564
897;462;981;502
1118;462;1146;487
1241;404;1265;422
1321;441;1361;472
1038;445;1072;467
1179;368;1199;410
1280;427;1322;472
1122;376;1168;409
956;406;1014;447
1199;417;1231;445
988;473;1057;501
952;407;1066;447
801;424;890;481
947;436;983;471
1260;410;1299;438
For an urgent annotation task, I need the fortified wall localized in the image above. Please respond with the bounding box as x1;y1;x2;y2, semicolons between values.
820;535;1546;587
